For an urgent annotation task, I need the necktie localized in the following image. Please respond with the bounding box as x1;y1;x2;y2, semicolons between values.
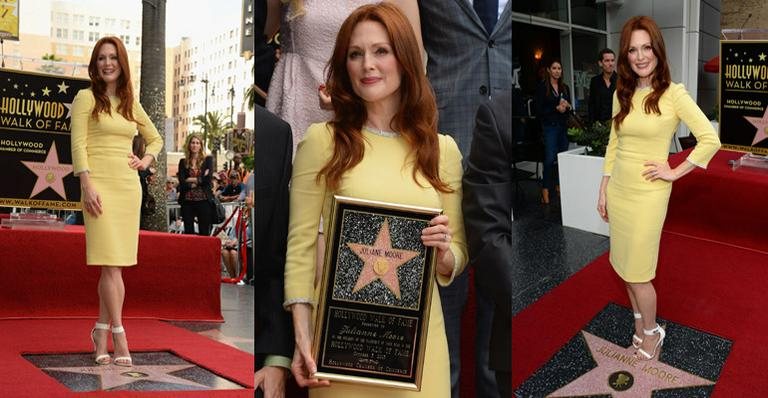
473;0;499;34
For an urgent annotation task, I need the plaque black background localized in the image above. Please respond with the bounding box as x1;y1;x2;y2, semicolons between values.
316;199;438;385
0;69;90;208
719;41;768;155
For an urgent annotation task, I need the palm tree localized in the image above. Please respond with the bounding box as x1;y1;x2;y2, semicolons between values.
139;0;167;232
193;111;232;167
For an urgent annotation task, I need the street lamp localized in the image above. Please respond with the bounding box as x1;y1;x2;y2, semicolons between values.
228;86;235;168
200;78;209;149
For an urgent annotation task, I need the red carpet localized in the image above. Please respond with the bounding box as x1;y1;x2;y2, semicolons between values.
0;319;253;397
666;149;768;252
513;232;768;396
0;226;222;321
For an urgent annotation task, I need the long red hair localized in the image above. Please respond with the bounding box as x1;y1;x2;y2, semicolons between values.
613;16;671;130
320;3;451;193
87;36;138;123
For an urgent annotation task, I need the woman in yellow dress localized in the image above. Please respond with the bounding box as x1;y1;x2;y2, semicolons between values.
71;36;163;367
597;16;720;360
283;4;466;396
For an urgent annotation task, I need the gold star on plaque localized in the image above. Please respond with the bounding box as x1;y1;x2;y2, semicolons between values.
760;53;767;61
57;81;70;93
347;219;419;299
41;87;51;96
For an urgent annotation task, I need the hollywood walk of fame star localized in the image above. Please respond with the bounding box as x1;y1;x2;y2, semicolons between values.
743;106;768;145
57;81;70;94
548;331;714;397
41;87;51;96
43;363;210;390
64;102;73;119
760;52;767;61
21;142;74;199
347;218;419;299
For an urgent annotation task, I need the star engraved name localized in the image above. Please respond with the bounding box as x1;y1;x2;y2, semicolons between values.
596;345;681;383
347;218;420;299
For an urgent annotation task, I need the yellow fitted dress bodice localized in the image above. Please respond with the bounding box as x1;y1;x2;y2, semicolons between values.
71;89;163;266
284;123;468;397
603;83;720;282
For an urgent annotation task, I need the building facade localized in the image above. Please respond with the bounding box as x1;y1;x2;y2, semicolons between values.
169;27;254;153
513;0;721;144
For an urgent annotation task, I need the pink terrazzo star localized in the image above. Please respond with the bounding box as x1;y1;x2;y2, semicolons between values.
21;142;73;199
744;106;768;145
347;218;419;299
549;331;714;397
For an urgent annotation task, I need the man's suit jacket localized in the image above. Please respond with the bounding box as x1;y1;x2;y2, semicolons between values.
462;91;512;372
254;105;294;366
419;0;512;156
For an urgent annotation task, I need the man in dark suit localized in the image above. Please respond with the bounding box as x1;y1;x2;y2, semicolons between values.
419;1;511;396
254;104;294;397
588;48;617;124
462;91;512;398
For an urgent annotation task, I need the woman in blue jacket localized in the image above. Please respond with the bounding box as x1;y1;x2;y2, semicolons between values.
535;59;572;204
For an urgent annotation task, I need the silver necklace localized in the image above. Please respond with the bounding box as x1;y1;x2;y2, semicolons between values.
363;125;400;138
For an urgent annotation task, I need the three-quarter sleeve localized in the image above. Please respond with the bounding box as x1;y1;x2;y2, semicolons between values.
283;123;333;308
435;134;468;286
71;89;94;175
671;84;721;168
602;92;620;176
134;100;164;159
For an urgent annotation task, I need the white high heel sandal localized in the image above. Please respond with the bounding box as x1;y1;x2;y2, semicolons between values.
636;324;666;360
111;326;132;367
90;322;111;365
632;312;643;349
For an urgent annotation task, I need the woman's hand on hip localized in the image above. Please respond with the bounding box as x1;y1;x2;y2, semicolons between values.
421;215;455;277
642;160;677;182
127;153;151;171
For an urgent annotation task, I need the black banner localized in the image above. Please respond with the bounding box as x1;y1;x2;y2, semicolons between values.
0;69;90;209
719;40;768;155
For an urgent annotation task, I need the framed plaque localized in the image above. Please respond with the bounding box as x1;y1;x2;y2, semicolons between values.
312;195;441;390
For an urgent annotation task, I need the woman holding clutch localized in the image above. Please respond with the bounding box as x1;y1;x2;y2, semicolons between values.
282;3;467;396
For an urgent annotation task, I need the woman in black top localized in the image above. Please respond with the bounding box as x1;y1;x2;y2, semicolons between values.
534;59;572;204
177;133;214;235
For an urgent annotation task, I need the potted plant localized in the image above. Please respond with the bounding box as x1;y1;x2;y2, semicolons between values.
558;120;611;236
567;120;611;156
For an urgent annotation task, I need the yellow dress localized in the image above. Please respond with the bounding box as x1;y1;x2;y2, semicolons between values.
603;83;720;282
70;89;163;266
284;123;468;397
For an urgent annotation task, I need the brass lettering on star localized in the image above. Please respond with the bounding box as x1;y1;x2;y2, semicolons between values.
596;344;682;384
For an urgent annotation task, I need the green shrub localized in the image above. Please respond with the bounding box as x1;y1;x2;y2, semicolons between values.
567;121;611;157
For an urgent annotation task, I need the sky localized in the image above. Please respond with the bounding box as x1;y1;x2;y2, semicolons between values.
18;0;243;47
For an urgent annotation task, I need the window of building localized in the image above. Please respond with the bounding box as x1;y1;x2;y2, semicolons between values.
121;19;130;30
571;29;607;115
135;37;141;46
73;30;85;41
105;18;116;28
73;46;84;56
74;14;85;25
56;44;67;56
89;16;100;27
570;0;606;30
89;31;99;42
513;0;568;23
